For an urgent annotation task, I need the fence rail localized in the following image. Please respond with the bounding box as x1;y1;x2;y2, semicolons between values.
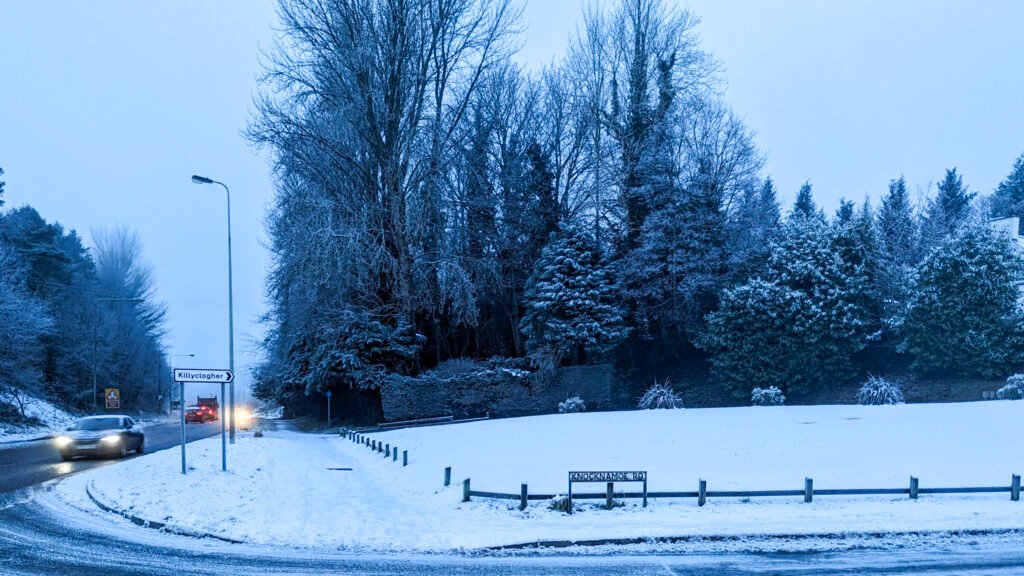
342;430;1022;511
459;473;1022;510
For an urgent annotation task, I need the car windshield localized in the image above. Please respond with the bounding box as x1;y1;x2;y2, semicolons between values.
71;417;122;431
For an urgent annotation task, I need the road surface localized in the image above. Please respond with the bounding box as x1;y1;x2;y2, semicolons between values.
0;420;221;494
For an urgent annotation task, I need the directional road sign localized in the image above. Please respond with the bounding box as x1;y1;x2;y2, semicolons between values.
173;368;233;383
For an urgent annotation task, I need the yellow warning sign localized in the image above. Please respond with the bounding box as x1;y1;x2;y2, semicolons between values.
105;388;120;410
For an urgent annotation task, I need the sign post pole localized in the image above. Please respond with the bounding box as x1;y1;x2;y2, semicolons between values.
326;390;332;425
173;368;233;474
220;382;226;472
180;381;186;475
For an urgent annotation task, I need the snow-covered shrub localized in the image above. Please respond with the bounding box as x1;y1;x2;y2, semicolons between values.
996;374;1024;400
558;396;586;413
857;376;904;405
548;495;571;513
638;382;684;409
751;386;786;406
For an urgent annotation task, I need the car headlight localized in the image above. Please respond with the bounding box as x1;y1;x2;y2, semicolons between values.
101;435;121;444
55;436;73;448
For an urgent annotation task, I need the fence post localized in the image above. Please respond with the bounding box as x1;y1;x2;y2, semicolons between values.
403;450;408;466
392;448;398;462
462;479;471;502
520;483;528;511
444;467;452;487
385;444;390;457
378;442;383;454
1012;474;1020;501
804;478;813;503
606;482;614;509
371;440;376;451
910;476;919;500
698;479;707;507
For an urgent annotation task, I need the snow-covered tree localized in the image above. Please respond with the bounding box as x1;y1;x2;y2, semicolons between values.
703;214;872;397
921;168;975;251
0;245;53;412
522;224;629;366
900;222;1024;378
792;181;818;219
726;177;781;283
876;176;919;321
989;153;1024;220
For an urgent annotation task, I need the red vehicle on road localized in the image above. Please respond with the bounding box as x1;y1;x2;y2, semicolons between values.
196;396;219;421
184;406;213;423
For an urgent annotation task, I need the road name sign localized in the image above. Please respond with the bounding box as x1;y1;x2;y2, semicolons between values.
569;471;646;483
173;368;233;383
567;470;648;513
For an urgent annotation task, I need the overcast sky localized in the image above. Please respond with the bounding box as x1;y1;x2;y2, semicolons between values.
2;1;1023;400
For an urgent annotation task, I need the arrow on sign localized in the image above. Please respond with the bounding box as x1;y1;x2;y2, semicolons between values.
173;368;234;383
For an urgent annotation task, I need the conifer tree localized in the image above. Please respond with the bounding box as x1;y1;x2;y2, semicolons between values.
726;177;780;283
921;168;974;254
522;224;629;367
989;153;1024;219
793;181;818;218
875;176;919;320
901;223;1023;378
703;214;871;398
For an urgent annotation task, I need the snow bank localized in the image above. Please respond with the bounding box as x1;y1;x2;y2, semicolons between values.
57;402;1024;551
0;393;78;443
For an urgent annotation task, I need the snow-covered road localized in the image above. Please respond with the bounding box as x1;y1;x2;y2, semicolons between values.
8;484;1024;575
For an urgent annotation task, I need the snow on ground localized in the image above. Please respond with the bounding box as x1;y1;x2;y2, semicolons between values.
56;401;1024;552
0;393;79;443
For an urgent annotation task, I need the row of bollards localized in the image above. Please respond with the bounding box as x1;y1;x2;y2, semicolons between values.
347;431;408;467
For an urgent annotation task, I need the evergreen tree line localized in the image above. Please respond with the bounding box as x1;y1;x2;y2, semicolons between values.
0;169;169;420
250;0;1024;413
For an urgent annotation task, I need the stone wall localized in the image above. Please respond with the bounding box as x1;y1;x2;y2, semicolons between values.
380;363;620;422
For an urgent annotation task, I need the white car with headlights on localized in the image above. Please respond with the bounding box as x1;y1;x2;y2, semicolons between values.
54;415;145;460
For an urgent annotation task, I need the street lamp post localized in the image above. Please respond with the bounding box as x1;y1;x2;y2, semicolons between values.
190;175;236;445
167;353;194;414
93;297;144;411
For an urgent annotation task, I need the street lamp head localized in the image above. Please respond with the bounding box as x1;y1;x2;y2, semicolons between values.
191;175;214;185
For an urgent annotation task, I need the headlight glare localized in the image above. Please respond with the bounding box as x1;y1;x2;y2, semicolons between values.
55;436;73;448
101;435;121;444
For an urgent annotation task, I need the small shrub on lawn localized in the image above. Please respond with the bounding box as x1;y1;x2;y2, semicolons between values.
857;376;904;405
997;374;1024;400
558;396;586;413
638;381;684;409
548;495;571;513
751;386;786;406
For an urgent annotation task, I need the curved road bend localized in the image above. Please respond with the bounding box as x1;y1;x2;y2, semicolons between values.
2;422;1024;575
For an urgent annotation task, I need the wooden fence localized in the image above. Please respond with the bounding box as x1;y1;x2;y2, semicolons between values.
341;432;1021;512
456;474;1022;511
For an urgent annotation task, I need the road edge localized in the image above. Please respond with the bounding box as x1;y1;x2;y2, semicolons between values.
487;527;1024;551
85;479;242;544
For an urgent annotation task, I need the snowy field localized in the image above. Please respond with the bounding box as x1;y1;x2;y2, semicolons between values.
57;401;1024;551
